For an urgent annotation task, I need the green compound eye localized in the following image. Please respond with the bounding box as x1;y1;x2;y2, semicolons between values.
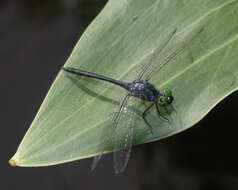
164;88;172;97
158;88;174;106
158;96;167;106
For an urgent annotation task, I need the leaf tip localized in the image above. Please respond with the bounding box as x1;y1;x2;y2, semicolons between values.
9;157;19;167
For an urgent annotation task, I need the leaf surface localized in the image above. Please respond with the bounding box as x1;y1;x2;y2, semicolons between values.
10;0;238;167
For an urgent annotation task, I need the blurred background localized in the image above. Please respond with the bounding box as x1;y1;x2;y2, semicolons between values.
1;0;238;189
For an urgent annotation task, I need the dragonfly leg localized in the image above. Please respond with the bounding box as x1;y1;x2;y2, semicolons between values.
142;103;154;134
155;102;169;121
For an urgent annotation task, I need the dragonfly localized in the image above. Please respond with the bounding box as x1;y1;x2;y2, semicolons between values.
63;26;204;173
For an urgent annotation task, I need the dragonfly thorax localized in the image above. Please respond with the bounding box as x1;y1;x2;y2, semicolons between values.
127;80;160;102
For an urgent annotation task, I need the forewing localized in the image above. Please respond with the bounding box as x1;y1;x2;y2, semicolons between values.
91;94;131;172
137;28;177;80
113;95;139;174
141;26;204;81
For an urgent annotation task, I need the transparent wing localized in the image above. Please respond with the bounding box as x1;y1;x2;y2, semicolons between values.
139;26;205;81
91;93;132;172
112;95;139;173
113;124;134;174
137;28;177;80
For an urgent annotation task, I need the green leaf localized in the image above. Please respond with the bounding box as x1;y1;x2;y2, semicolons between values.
10;0;238;167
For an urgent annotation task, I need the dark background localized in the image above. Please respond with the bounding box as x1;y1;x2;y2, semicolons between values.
1;0;238;190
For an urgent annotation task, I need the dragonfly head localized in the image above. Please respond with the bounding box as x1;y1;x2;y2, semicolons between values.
158;88;174;106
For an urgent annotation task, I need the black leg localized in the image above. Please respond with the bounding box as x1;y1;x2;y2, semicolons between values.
142;103;154;134
155;102;169;121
